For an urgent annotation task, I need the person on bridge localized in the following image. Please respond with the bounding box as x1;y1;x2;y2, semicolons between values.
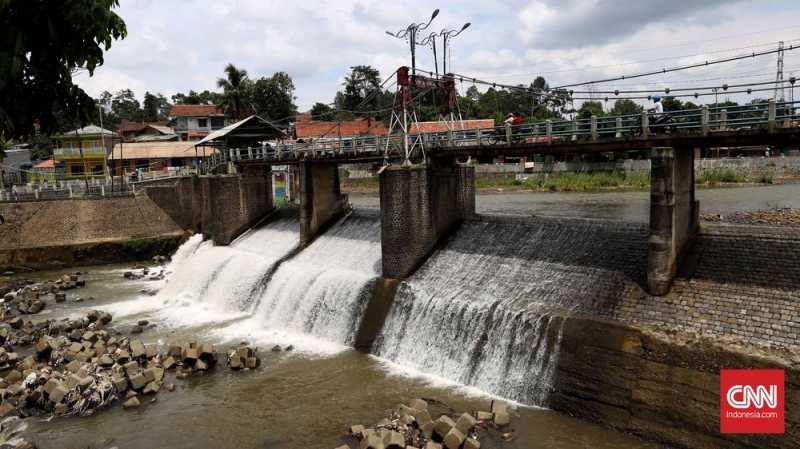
649;96;664;114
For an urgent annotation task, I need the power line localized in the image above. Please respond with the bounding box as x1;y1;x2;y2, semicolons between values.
485;38;800;80
439;43;798;95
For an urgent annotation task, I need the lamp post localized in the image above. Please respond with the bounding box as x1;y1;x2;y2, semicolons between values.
440;22;470;74
385;9;439;76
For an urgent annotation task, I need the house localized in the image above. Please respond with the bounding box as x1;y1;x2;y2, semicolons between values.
108;141;217;176
0;144;33;186
117;121;177;142
294;114;387;140
52;125;116;179
169;105;228;141
30;158;60;184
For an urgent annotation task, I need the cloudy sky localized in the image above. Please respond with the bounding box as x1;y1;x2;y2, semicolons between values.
74;0;800;112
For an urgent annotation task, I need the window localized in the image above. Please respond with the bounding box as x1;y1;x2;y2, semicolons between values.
70;164;85;176
197;118;208;128
170;158;184;167
135;159;149;170
210;117;225;129
91;165;103;176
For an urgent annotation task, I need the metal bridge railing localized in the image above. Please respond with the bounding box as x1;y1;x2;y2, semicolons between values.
200;99;800;169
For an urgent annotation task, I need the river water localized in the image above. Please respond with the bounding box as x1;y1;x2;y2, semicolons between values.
21;184;799;449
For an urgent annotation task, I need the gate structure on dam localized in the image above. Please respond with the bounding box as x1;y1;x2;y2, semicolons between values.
142;65;800;296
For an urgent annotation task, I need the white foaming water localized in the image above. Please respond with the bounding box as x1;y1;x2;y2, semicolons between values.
373;219;634;406
103;216;300;325
239;211;382;346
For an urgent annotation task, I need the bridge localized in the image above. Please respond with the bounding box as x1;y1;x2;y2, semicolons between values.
144;66;800;297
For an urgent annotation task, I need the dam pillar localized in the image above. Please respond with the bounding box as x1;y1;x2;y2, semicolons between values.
299;161;350;245
380;161;475;279
141;166;274;246
647;147;699;295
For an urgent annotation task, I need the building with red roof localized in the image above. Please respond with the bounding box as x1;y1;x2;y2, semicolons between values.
294;115;387;140
169;104;229;141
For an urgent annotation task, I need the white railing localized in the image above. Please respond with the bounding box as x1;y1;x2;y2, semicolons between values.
53;147;107;157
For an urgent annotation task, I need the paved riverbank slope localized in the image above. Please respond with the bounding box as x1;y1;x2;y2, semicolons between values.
0;196;185;270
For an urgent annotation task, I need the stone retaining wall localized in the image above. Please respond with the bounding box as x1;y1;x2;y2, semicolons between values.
0;196;185;270
142;173;273;245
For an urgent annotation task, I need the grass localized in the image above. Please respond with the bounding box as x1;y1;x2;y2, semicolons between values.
481;171;651;192
696;168;747;185
339;167;778;195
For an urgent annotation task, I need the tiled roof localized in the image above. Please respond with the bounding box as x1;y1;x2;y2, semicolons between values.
109;142;216;160
295;118;387;139
33;159;58;169
410;119;495;133
169;104;225;117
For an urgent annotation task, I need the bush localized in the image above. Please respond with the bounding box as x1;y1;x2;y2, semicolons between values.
696;168;746;184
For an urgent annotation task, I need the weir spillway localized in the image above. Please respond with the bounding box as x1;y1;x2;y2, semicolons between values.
152;209;646;406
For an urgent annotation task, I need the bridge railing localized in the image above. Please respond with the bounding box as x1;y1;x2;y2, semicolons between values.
200;100;800;166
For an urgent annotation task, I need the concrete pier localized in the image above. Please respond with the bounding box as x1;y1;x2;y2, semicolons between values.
298;161;349;245
647;147;699;295
380;162;475;279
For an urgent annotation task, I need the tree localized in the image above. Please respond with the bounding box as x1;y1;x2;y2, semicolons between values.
310;102;333;120
609;99;642;116
172;90;221;105
217;64;253;120
577;101;604;119
337;65;382;112
111;89;142;122
0;0;127;138
143;92;170;121
252;72;297;120
661;96;683;112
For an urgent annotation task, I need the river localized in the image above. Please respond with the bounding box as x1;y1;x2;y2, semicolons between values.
21;184;799;449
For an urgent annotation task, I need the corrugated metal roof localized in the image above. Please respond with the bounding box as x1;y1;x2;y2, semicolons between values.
193;115;285;146
295;118;387;139
409;119;495;133
109;142;216;160
55;125;115;138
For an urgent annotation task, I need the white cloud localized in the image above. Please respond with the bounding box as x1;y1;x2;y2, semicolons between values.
74;0;800;111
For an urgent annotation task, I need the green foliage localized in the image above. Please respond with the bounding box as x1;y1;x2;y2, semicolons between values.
0;0;127;138
475;171;650;191
310;102;333;120
252;72;297;121
609;99;642;116
217;63;254;120
577;101;604;119
142;92;170;122
696;168;746;184
171;90;221;105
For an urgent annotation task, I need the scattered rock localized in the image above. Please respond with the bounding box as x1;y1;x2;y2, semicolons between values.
122;396;140;409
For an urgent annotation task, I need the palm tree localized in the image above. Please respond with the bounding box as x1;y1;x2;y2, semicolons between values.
217;64;253;120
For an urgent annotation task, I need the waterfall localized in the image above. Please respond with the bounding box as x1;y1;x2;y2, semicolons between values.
153;214;301;322
372;218;644;405
250;210;382;345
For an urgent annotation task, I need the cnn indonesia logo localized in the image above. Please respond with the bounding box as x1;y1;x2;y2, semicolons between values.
720;369;785;434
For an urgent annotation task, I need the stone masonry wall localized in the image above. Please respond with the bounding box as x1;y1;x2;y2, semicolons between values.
551;316;799;449
142;173;273;245
380;164;475;279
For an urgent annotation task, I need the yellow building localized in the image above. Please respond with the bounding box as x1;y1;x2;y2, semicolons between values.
52;125;115;179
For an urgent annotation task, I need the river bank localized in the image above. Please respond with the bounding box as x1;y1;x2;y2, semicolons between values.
342;171;799;195
0;187;797;449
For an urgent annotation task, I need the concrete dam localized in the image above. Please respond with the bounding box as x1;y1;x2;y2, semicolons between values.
128;154;799;449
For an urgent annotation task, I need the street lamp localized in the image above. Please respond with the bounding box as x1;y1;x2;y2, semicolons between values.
440;22;470;74
385;9;440;76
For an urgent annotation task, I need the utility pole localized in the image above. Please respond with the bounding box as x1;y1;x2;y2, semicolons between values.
775;40;786;102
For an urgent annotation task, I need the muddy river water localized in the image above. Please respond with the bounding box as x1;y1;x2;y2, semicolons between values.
18;184;799;449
